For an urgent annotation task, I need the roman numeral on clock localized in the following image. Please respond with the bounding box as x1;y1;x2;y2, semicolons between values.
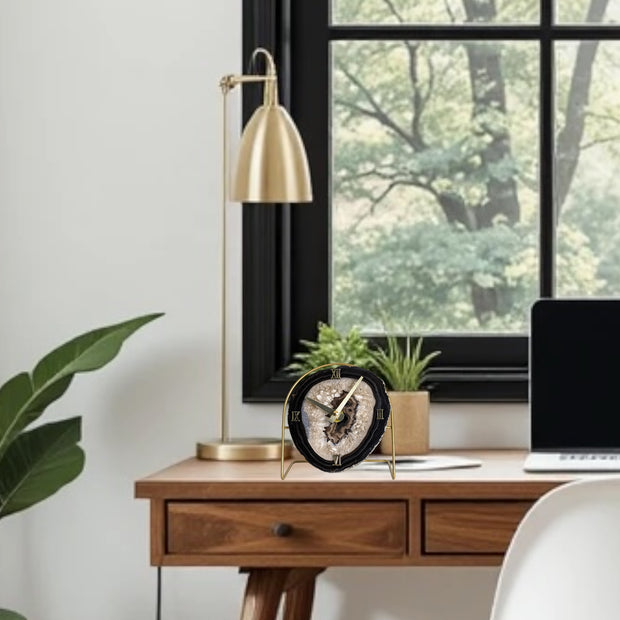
331;368;341;379
333;454;342;466
376;408;384;420
291;410;300;422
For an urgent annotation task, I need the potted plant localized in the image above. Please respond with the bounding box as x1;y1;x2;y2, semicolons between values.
0;313;162;620
286;322;377;373
370;334;440;455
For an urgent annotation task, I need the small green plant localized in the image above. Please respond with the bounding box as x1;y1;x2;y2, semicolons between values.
370;335;440;392
287;322;376;373
0;313;163;620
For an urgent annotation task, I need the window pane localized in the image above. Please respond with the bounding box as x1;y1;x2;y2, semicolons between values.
556;1;620;23
331;0;539;25
331;40;539;335
555;41;620;297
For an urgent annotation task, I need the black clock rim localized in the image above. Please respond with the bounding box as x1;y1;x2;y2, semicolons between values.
287;365;391;473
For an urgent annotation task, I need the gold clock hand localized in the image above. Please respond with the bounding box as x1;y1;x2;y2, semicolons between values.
306;397;335;416
329;376;363;423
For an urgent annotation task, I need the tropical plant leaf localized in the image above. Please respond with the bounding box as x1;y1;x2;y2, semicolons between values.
0;609;27;620
32;313;163;388
0;313;162;459
0;417;84;519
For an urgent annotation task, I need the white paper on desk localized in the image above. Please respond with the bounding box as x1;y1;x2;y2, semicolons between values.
355;454;482;471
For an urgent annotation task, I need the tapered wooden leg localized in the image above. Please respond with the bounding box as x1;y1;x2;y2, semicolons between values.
282;568;324;620
238;567;326;620
239;569;289;620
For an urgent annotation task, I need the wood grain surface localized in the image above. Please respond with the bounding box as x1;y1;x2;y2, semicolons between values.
167;501;406;556
423;500;533;554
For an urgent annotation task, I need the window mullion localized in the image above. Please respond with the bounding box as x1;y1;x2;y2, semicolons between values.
540;1;554;297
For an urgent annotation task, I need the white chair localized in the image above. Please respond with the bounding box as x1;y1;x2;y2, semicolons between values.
490;476;620;620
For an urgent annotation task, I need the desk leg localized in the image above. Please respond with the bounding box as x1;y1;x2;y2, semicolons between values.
282;568;325;620
239;569;288;620
239;568;325;620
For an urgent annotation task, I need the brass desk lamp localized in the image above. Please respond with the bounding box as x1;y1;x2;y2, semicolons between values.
196;48;312;461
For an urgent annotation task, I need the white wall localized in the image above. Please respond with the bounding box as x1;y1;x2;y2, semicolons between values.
0;1;528;619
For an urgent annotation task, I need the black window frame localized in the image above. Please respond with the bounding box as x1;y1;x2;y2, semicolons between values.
242;0;620;403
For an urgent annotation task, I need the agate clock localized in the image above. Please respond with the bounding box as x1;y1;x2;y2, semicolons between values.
286;365;391;472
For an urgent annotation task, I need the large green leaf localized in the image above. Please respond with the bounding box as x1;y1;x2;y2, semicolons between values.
0;313;162;458
0;417;84;519
0;609;27;620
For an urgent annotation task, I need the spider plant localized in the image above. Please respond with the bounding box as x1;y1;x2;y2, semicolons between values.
371;335;440;392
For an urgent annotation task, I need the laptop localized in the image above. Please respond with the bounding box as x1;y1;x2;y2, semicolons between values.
524;298;620;472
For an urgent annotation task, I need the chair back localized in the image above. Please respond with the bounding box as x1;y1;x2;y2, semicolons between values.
490;476;620;620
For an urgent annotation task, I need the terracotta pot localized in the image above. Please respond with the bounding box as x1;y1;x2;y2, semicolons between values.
380;391;429;455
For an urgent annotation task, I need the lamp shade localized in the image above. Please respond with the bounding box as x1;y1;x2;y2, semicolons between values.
231;103;312;203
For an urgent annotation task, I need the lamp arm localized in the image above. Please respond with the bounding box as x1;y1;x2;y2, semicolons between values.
220;74;276;92
220;47;279;105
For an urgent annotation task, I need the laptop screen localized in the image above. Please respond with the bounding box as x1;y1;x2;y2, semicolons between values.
531;299;620;451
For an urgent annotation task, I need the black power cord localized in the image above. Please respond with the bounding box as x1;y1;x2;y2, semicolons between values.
156;566;162;620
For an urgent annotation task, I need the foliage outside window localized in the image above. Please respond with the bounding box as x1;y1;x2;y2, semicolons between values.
331;0;620;336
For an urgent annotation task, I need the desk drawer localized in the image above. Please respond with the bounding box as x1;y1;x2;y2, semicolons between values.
423;500;533;554
167;501;406;556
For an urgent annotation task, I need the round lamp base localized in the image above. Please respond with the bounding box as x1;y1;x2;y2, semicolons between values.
196;437;292;461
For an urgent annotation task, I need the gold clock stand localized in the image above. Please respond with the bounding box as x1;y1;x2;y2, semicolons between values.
280;363;396;480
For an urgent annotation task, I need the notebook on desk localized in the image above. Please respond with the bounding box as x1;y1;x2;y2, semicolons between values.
524;299;620;472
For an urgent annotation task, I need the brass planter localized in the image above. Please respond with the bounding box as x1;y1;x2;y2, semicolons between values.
380;391;429;455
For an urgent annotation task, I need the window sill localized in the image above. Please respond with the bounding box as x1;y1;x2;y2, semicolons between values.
243;367;528;403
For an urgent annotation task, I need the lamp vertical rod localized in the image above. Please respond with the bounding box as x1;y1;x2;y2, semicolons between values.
220;84;229;443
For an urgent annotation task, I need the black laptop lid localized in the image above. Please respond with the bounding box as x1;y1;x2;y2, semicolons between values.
530;299;620;451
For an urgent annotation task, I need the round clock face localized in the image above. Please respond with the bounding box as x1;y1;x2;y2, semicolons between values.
287;365;391;472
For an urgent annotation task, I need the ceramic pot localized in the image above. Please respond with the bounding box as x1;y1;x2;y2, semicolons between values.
380;390;429;455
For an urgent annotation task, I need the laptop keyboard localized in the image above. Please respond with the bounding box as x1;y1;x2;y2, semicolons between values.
559;453;620;461
524;452;620;472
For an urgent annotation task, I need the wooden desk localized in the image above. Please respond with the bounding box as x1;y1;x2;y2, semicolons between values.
135;450;578;620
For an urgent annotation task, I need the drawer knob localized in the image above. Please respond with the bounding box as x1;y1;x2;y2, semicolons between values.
271;522;293;537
